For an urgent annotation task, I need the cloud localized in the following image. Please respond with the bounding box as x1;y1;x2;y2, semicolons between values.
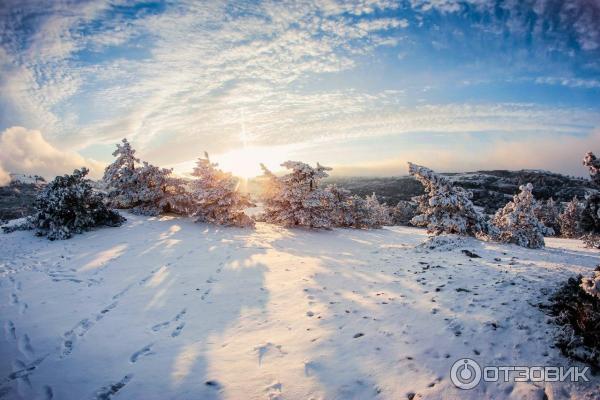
534;77;600;89
0;165;9;186
0;127;105;180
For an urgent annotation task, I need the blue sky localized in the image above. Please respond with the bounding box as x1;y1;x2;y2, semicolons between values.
0;0;599;180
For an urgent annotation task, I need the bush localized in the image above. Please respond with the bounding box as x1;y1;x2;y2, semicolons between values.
547;269;600;368
4;168;125;240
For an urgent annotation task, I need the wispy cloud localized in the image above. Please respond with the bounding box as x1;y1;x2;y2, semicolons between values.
0;0;598;178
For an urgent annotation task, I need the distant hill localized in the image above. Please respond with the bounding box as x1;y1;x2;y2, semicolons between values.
0;174;46;222
325;170;597;213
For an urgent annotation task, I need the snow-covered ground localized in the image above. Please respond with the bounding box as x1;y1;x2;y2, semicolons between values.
0;213;598;400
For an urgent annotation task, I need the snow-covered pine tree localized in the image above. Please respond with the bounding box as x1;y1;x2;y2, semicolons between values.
189;152;254;227
344;195;374;229
535;197;560;236
491;183;553;248
408;162;490;236
4;168;125;240
392;200;417;226
324;184;353;227
583;152;600;186
260;161;334;228
365;193;391;227
581;151;600;249
559;197;583;239
103;138;140;208
131;162;191;216
103;139;190;216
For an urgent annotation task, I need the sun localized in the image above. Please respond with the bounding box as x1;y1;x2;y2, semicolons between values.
216;146;285;179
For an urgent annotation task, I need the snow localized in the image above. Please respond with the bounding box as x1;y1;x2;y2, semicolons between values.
1;213;599;399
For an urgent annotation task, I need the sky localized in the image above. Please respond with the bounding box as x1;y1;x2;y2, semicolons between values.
0;0;599;182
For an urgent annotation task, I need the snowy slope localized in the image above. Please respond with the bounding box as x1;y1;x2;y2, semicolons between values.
0;214;598;400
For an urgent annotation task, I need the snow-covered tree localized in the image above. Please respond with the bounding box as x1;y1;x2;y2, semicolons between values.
536;197;560;236
491;183;553;248
189;152;254;227
559;197;583;239
408;162;490;236
581;193;600;234
392;200;418;226
4;168;125;240
103;139;190;216
103;138;140;208
581;269;600;299
324;184;353;227
583;152;600;187
323;185;387;229
130;162;191;216
365;193;391;226
581;152;600;249
260;161;334;228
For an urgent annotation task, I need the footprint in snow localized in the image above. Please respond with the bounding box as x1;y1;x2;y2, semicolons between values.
171;323;185;337
130;344;154;363
4;321;16;341
17;334;34;359
94;374;133;400
254;343;286;365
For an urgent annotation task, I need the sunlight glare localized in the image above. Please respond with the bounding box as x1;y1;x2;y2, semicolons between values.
216;146;287;179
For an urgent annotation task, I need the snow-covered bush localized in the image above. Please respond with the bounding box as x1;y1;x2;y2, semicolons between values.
130;162;191;216
408;162;491;237
581;268;600;299
365;193;391;226
580;194;600;230
535;197;560;236
324;185;387;229
549;272;600;367
491;183;553;248
392;200;417;226
189;153;254;227
260;162;388;229
325;184;354;227
103;139;190;216
582;233;600;249
559;197;583;239
259;161;334;228
3;168;125;240
583;152;600;186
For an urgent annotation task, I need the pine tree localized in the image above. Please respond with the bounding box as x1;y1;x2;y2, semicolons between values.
103;139;190;216
392;200;418;226
583;152;600;187
535;197;560;236
325;184;353;227
189;152;254;227
260;161;334;228
491;183;553;248
365;193;391;227
130;162;190;216
4;168;125;240
581;151;600;248
559;197;583;239
103;138;140;209
408;162;490;236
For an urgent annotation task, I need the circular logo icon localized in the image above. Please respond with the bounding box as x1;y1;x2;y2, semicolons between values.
450;358;482;390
